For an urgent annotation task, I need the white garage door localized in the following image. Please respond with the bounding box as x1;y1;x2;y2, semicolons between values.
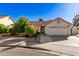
45;28;70;35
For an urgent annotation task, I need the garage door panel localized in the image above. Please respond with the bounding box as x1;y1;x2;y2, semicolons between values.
45;28;70;35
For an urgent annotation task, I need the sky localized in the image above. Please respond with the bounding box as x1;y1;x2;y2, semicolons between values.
0;3;79;22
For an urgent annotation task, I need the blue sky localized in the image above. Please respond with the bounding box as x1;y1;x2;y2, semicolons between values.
0;3;79;22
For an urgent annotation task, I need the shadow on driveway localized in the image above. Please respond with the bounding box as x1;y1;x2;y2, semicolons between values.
49;35;69;42
0;36;42;52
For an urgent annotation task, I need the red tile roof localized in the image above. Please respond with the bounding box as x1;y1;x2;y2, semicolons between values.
30;21;45;27
0;16;8;19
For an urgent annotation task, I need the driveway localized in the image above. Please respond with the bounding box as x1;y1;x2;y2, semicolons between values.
32;35;79;56
0;36;57;56
0;36;40;46
1;35;79;55
0;35;71;56
40;35;69;43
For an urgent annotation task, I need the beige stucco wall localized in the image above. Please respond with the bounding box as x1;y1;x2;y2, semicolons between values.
46;20;71;27
45;28;71;35
0;16;14;27
45;20;72;35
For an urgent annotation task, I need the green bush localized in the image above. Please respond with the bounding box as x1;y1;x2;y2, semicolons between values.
0;24;8;34
9;28;16;35
2;28;7;33
12;24;20;33
24;26;34;37
24;25;37;37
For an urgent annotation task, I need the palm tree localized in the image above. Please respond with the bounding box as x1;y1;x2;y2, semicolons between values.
38;18;44;22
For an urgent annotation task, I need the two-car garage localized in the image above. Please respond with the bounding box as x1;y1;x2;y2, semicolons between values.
43;18;77;35
45;28;71;35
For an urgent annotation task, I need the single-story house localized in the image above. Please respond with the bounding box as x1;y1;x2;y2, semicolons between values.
0;16;14;28
30;21;44;33
30;17;78;35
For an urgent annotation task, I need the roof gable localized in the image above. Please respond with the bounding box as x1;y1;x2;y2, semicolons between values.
42;17;72;26
53;17;72;25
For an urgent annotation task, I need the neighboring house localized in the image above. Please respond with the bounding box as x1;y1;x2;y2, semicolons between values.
0;16;14;28
30;17;78;35
30;21;44;33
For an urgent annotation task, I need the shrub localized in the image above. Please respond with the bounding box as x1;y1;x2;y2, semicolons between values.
24;26;34;37
2;28;7;33
17;16;29;33
9;28;16;35
0;24;8;34
24;25;37;37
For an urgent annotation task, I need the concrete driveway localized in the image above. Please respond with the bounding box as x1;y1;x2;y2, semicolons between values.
0;36;57;56
40;35;69;43
0;36;40;46
32;35;79;56
0;35;71;56
0;35;79;56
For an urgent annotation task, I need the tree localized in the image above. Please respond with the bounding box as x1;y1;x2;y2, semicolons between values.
18;16;29;25
9;16;37;37
9;16;29;34
73;15;79;26
38;18;44;22
17;16;29;33
17;16;29;32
